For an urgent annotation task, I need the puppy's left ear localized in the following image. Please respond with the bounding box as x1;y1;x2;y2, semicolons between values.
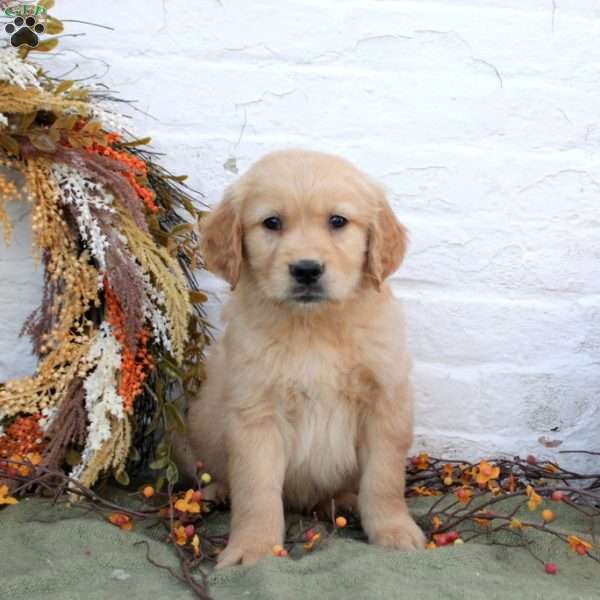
200;183;244;290
365;186;408;290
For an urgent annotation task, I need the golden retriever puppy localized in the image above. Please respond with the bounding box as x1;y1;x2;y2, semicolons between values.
185;149;425;567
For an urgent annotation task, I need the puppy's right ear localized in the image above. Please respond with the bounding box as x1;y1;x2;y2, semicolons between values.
200;183;243;289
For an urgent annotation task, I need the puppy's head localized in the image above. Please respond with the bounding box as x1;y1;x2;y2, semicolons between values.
201;149;407;306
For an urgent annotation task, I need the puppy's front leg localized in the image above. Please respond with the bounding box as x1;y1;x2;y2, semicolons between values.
358;384;425;551
216;418;285;568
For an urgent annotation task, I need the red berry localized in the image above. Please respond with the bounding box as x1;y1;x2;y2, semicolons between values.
304;528;316;541
551;490;564;502
446;531;459;543
279;549;289;557
410;457;419;466
527;455;537;465
576;544;588;556
185;525;195;539
545;563;557;575
435;533;448;546
191;491;203;503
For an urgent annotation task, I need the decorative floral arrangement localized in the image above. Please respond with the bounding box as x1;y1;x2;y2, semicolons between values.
0;26;209;491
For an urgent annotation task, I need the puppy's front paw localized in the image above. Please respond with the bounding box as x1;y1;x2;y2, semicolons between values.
369;514;426;551
216;537;278;568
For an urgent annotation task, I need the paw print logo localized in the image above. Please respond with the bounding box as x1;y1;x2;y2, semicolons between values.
5;16;45;48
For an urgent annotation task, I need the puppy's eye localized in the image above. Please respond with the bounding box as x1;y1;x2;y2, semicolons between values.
263;216;282;231
329;215;348;229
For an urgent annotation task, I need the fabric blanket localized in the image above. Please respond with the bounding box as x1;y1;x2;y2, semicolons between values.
2;496;599;600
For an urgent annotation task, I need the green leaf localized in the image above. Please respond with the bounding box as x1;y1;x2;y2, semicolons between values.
121;136;152;147
158;357;184;379
166;462;179;484
163;174;189;183
19;112;37;131
164;403;185;433
115;469;130;486
31;38;59;53
155;474;166;491
128;447;141;462
45;16;64;35
55;80;74;94
189;290;208;304
29;133;57;153
149;456;169;470
65;448;81;467
169;223;193;236
0;134;21;157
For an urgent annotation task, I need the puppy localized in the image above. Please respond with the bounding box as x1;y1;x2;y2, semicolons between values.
186;149;425;567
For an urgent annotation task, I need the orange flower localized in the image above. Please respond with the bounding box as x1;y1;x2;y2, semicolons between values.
109;513;133;531
454;486;473;504
174;489;201;514
568;536;592;555
475;460;500;485
0;484;18;506
173;525;187;546
303;532;321;551
474;511;493;528
487;480;502;496
191;534;201;557
460;467;475;485
411;486;442;497
505;473;517;493
0;414;46;473
526;485;542;511
412;453;430;471
27;452;42;466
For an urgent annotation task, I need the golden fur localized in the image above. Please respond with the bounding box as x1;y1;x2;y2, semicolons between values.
184;149;425;567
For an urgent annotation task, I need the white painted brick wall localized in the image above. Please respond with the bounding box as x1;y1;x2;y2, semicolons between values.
1;1;599;469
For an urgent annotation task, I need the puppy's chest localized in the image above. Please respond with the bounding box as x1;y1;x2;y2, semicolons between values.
271;347;371;491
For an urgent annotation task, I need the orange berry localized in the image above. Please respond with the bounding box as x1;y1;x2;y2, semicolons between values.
542;509;555;523
443;476;453;486
142;485;155;498
272;544;283;556
335;516;347;528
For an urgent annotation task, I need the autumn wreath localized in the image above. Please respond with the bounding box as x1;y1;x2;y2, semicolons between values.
0;28;208;491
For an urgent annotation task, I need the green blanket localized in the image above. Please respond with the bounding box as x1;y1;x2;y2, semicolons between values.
2;497;599;600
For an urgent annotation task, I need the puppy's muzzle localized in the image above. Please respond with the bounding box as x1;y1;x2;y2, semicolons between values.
288;259;326;303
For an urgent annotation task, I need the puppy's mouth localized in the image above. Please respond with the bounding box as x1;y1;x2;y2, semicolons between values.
288;285;327;304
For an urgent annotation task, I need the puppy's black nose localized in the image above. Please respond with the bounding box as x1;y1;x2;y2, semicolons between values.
289;260;324;285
